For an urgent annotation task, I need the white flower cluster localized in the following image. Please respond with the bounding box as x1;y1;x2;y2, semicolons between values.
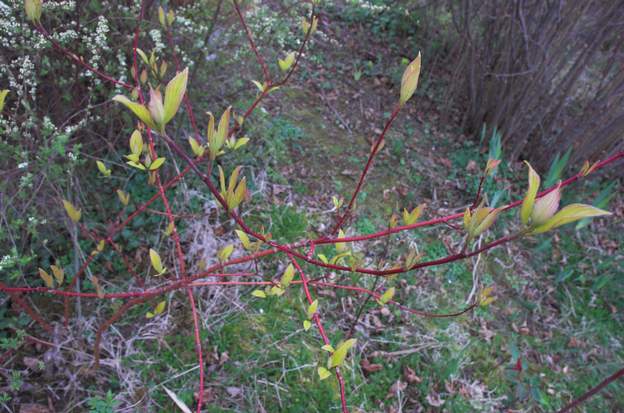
42;0;77;13
115;48;128;92
149;29;165;54
0;254;17;272
53;27;79;46
82;16;110;84
16;55;37;100
0;2;26;49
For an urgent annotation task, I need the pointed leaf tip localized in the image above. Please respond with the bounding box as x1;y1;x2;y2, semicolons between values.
400;52;421;105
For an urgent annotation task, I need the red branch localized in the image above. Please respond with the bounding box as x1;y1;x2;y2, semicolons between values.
557;366;624;413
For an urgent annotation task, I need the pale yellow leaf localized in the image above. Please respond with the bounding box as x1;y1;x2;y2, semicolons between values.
251;290;266;298
38;268;54;288
280;264;295;288
113;95;156;130
307;299;318;319
329;338;357;369
163;68;188;124
521;161;540;225
400;52;421;105
149;248;165;274
62;200;81;223
218;244;234;262
50;265;64;285
531;204;611;234
317;366;331;380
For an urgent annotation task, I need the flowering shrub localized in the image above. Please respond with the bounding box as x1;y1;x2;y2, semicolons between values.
0;0;621;411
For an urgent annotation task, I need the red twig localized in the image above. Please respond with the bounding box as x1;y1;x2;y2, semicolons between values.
232;0;271;83
289;254;349;413
331;105;402;234
557;366;624;413
0;282;53;334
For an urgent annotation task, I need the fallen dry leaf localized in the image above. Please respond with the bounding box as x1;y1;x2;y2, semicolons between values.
426;392;445;407
360;358;383;374
403;366;422;384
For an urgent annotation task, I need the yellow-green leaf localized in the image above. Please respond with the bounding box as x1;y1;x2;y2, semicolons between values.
0;90;9;113
218;244;234;262
521;161;540;225
126;160;146;170
213;107;231;159
280;264;296;288
335;229;347;252
318;254;328;264
332;196;343;209
251;80;265;92
479;286;495;307
117;190;130;206
531;204;611;234
164;221;175;236
307;299;318;319
463;208;471;230
472;207;501;237
233;137;249;150
329;338;357;369
235;230;251;250
278;52;295;72
321;344;335;352
96;239;106;252
62;200;81;223
96;160;111;177
149;248;165;274
163;67;188;124
317;366;331;380
303;320;312;331
232;177;247;210
301;16;318;35
206;112;215;145
136;48;149;65
218;165;226;195
154;300;166;315
270;286;285;296
145;311;155;319
24;0;42;22
188;137;205;157
38;268;54;288
158;6;166;27
399;52;421;105
113;95;156;130
252;290;266;298
129;130;143;156
149;157;166;171
378;287;395;305
402;203;425;225
50;265;64;285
